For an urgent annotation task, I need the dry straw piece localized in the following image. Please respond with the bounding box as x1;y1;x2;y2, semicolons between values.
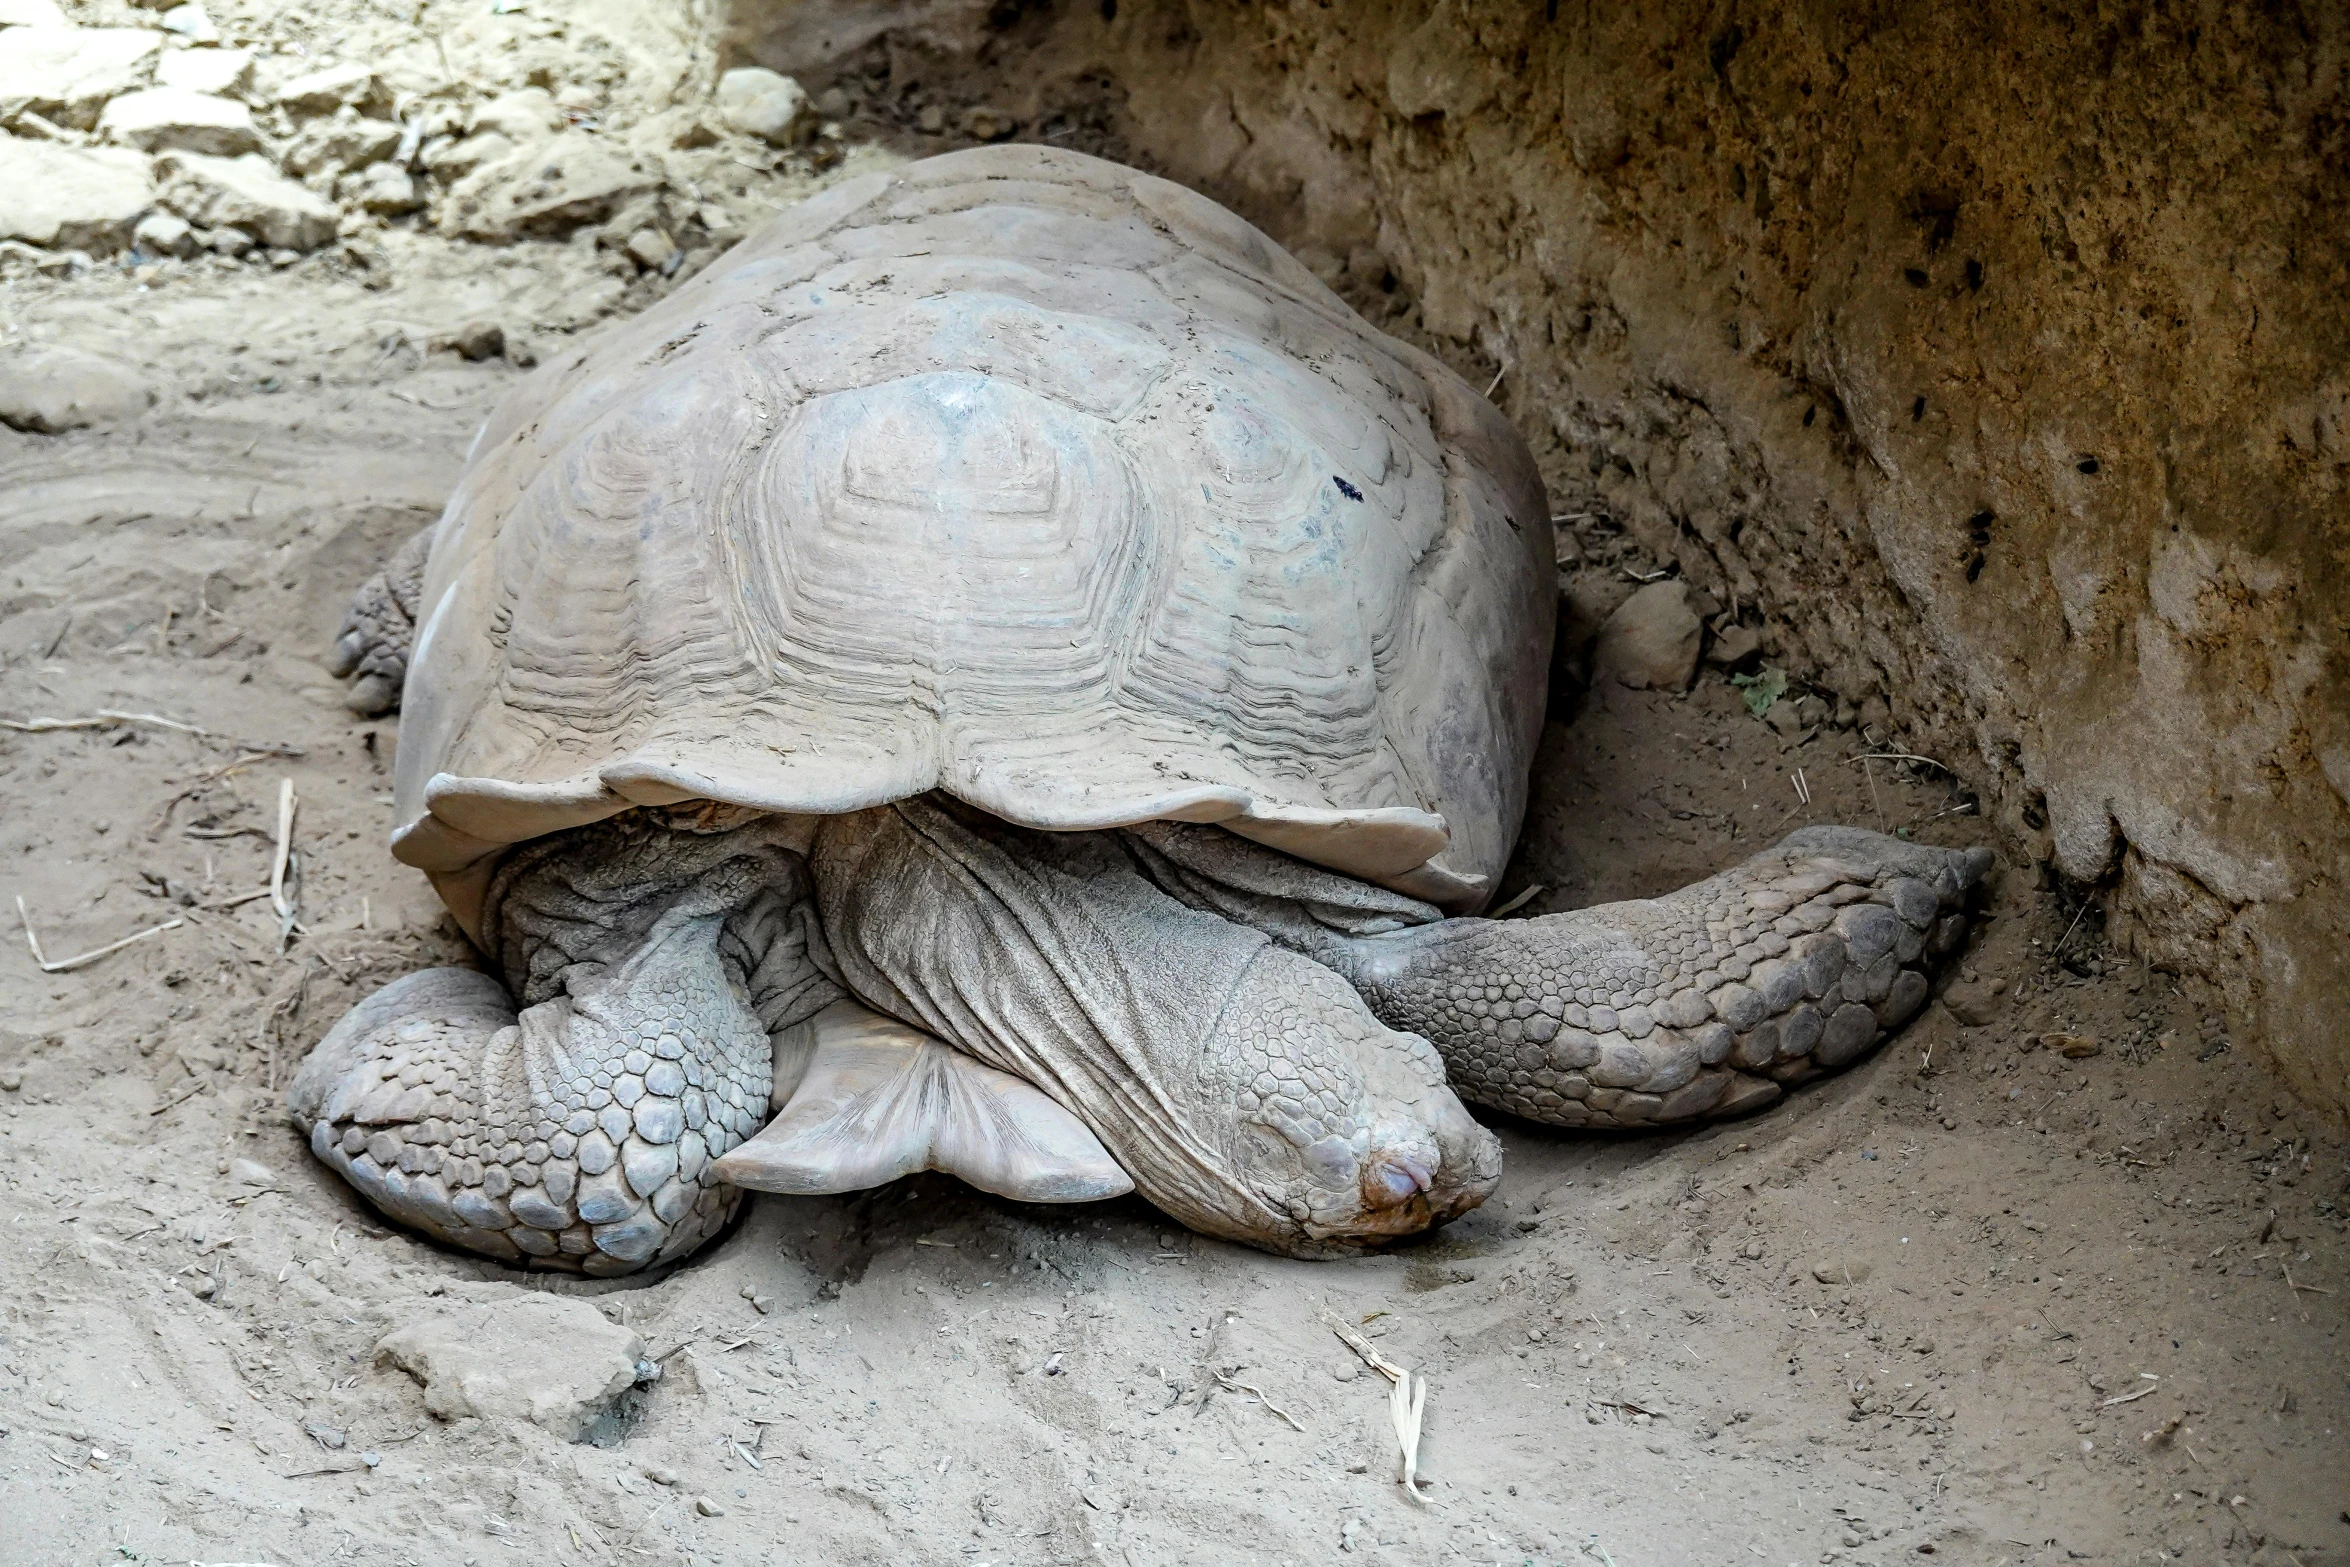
1317;1305;1431;1500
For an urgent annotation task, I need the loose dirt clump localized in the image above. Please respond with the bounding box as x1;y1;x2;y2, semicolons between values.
0;3;2343;1565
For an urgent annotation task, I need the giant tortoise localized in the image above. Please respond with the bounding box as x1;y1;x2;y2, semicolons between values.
294;146;1986;1272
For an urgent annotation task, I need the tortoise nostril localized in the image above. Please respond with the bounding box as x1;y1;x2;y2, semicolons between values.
1362;1148;1433;1208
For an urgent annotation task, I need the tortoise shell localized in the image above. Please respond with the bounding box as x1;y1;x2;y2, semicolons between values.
389;146;1552;934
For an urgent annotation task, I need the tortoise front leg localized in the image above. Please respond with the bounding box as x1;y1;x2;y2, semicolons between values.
1347;827;1993;1127
325;523;432;715
289;820;813;1274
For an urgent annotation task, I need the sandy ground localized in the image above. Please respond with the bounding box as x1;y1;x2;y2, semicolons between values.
2;21;2347;1567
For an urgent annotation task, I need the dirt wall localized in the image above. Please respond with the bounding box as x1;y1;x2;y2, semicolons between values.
721;0;2350;1118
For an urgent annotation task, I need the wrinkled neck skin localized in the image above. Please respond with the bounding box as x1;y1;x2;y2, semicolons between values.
1116;817;1455;978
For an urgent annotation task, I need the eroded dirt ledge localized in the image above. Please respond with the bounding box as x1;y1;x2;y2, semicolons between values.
727;0;2350;1119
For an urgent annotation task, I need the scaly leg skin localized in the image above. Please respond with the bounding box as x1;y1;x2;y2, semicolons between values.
1124;822;1990;1129
325;523;432;716
809;797;1500;1259
1348;827;1992;1127
287;811;827;1274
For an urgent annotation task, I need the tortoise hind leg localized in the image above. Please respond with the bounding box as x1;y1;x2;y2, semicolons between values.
325;523;432;715
289;820;804;1274
1347;827;1993;1128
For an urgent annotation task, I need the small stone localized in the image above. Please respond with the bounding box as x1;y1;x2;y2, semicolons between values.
1911;1338;1936;1355
1332;1361;1358;1381
0;139;154;255
305;1421;346;1448
154;46;254;97
133;211;196;257
1939;975;2003;1026
0;27;163;130
2048;1032;2102;1059
203;224;254;257
644;1465;679;1486
156;151;340;252
376;1294;643;1440
0;1068;21;1092
99;87;261;156
1593;580;1703;691
715;67;816;147
694;1495;726;1517
1704;622;1764;668
273;62;379;117
962;104;1017;140
226;1157;272;1187
347;161;421;215
158;2;218;44
447;320;504;361
1810;1259;1874;1284
623;227;676;271
468;87;565;142
440;132;659;242
423;130;516;179
0;346;153;434
285;114;402;176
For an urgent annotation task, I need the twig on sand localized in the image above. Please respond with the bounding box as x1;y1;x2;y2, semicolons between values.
2051;899;2094;959
1847;751;1952;774
149;1075;212;1116
2100;1384;2159;1408
270;778;299;951
1489;883;1546;918
1317;1306;1431;1501
1214;1373;1306;1432
16;896;181;973
1;708;208;737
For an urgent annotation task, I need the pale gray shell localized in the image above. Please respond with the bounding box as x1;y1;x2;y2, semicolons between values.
391;146;1552;933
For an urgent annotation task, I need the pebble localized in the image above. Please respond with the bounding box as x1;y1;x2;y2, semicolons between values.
694;1495;726;1517
154;150;340;252
715;67;815;147
1939;975;2005;1026
1704;622;1764;668
376;1294;643;1440
624;227;677;271
963;105;1018;140
96;87;261;157
0;27;161;130
0;1068;21;1092
155;46;255;97
134;211;197;257
0;345;154;434
273;62;379;117
0;139;154;255
448;320;505;361
1593;580;1702;691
